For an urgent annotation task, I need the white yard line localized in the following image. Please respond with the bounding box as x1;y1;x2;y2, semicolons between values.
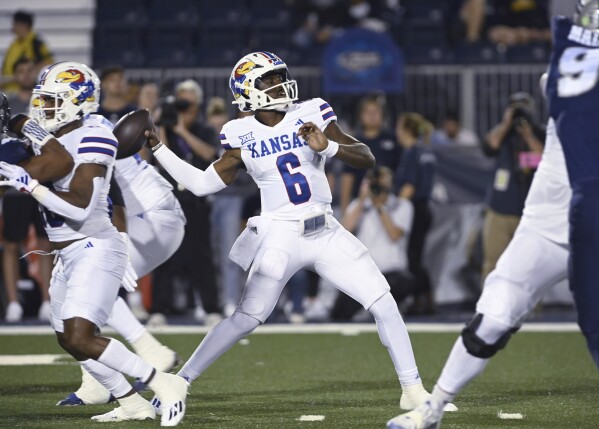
0;354;71;365
298;415;325;421
0;322;581;336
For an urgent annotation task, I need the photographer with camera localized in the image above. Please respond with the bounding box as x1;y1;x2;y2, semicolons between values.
153;79;221;323
481;92;545;283
332;167;415;320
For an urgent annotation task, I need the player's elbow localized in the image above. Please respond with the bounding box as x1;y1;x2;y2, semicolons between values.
365;152;376;168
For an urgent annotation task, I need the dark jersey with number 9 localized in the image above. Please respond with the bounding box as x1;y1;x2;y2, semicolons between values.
546;16;599;184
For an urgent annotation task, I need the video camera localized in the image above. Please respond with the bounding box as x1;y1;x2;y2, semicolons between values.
157;95;191;129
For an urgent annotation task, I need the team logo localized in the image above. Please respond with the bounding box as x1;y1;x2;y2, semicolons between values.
239;131;255;145
234;61;256;78
55;69;85;84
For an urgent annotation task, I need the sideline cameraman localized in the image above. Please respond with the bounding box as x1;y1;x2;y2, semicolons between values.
481;92;545;283
153;79;220;322
332;167;415;320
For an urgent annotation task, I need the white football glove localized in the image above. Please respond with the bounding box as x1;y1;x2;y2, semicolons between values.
0;162;39;193
119;232;138;292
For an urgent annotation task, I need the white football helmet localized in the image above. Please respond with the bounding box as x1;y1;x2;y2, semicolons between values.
576;0;599;30
229;52;298;112
30;61;100;132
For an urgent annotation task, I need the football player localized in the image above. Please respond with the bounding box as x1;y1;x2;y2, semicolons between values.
386;2;599;427
57;113;187;407
145;51;456;417
0;61;188;426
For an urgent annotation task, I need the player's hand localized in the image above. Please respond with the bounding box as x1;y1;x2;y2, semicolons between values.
0;162;38;193
144;127;161;148
298;122;329;152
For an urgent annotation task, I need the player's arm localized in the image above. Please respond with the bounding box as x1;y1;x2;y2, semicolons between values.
0;162;107;222
21;140;74;182
145;129;234;196
108;176;127;232
298;121;375;169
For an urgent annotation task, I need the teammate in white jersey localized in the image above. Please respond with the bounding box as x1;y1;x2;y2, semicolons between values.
145;51;456;416
0;62;188;426
56;113;187;407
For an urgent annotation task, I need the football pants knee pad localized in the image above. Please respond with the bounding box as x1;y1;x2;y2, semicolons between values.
256;248;290;281
461;313;519;359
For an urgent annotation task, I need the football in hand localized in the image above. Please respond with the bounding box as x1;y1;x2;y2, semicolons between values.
113;109;153;159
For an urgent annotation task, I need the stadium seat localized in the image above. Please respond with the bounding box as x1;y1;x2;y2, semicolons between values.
248;0;291;25
404;45;455;65
198;0;248;25
148;0;199;26
93;25;146;67
95;0;148;26
402;18;446;47
248;22;290;53
506;42;551;64
146;25;197;67
455;42;501;64
197;25;245;66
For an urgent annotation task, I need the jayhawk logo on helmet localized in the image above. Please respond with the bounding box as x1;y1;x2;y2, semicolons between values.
56;69;85;84
231;61;257;99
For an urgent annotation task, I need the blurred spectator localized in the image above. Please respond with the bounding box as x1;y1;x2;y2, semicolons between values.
6;58;36;115
339;94;400;213
395;112;436;315
137;82;160;122
209;104;258;317
481;92;544;282
292;0;346;49
487;0;551;46
448;0;486;44
332;167;415;320
206;97;229;132
431;110;479;147
153;79;220;323
96;65;137;124
1;10;53;92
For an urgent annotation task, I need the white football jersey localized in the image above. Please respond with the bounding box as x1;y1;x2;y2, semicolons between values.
114;154;174;216
220;98;337;219
43;119;117;242
84;115;175;216
519;118;571;245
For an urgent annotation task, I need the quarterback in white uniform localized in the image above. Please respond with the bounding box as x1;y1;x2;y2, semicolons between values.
57;113;187;407
146;51;456;416
387;101;572;426
0;62;188;426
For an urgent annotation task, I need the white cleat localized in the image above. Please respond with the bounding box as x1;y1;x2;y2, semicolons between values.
387;400;443;429
5;301;23;323
91;399;155;422
148;372;189;427
38;301;52;322
400;385;457;412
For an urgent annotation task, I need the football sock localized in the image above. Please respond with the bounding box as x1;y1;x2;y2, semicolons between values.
81;358;132;399
97;338;154;381
368;293;420;386
178;312;259;382
105;297;146;344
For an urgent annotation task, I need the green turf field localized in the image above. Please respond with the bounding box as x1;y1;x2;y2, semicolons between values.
0;330;598;428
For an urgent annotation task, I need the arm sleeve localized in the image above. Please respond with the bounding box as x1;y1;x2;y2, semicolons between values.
31;177;105;222
108;176;125;207
309;98;338;131
153;144;227;196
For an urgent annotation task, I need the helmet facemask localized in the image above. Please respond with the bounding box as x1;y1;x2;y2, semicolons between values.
576;0;599;30
254;70;298;112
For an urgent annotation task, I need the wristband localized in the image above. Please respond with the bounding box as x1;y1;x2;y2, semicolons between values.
22;119;53;147
151;142;164;153
318;140;339;158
